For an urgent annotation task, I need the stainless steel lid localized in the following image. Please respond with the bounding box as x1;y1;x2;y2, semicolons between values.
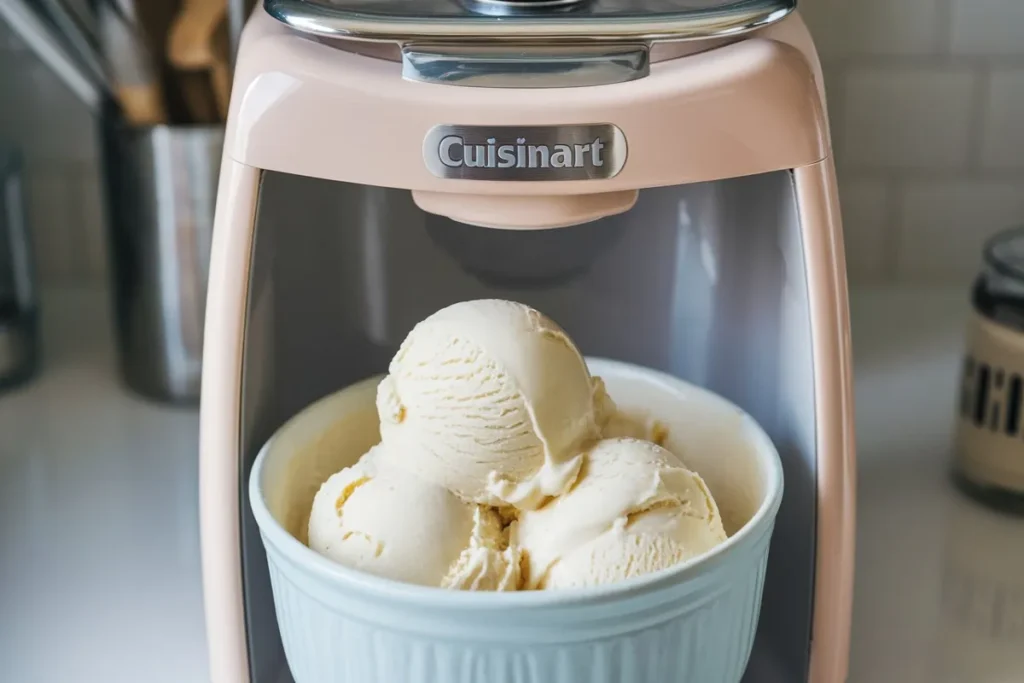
265;0;796;42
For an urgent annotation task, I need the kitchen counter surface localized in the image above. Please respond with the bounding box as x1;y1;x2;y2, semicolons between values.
1;283;1019;683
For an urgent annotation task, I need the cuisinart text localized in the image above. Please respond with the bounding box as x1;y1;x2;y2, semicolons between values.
441;135;605;170
422;124;627;181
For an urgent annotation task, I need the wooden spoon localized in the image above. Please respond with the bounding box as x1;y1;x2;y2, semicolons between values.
167;0;227;68
167;0;230;122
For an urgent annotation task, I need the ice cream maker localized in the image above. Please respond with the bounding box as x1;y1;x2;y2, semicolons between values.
198;1;857;682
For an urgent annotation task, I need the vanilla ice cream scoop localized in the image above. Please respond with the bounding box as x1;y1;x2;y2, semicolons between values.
593;376;669;445
307;452;521;590
513;438;727;589
376;299;598;510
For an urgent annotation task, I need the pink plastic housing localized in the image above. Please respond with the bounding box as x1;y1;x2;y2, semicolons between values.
199;7;856;683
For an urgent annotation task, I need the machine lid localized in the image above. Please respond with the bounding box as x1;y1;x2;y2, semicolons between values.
264;0;796;43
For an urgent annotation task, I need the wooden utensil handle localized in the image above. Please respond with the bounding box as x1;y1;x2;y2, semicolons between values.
117;84;167;126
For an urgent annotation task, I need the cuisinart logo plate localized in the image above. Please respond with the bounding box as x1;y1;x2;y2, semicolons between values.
423;124;627;181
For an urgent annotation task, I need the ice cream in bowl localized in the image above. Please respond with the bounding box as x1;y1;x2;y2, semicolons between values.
249;299;784;683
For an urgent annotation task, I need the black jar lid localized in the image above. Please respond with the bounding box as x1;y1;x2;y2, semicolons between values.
974;226;1024;331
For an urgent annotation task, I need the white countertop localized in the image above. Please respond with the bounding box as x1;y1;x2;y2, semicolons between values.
0;287;206;683
2;284;1020;683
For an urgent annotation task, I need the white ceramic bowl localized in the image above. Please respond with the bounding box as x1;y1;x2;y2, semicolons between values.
249;358;784;683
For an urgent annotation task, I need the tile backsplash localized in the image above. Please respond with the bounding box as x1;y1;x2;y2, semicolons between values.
1;0;1023;287
802;0;1024;282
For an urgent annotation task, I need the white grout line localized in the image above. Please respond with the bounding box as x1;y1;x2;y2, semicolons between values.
936;0;953;56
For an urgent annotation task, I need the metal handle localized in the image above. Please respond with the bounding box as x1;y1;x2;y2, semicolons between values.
401;43;649;88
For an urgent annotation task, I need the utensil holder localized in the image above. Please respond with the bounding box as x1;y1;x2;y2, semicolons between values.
100;114;223;404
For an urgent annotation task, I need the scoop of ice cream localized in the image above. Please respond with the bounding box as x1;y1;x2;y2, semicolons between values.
307;452;520;590
376;299;598;510
513;438;726;589
592;376;669;445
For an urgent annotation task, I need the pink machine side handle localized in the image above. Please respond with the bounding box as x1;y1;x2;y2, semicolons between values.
199;155;260;683
796;159;857;683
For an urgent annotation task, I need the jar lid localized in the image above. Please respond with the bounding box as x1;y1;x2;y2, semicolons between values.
983;227;1024;296
265;0;795;42
974;226;1024;330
